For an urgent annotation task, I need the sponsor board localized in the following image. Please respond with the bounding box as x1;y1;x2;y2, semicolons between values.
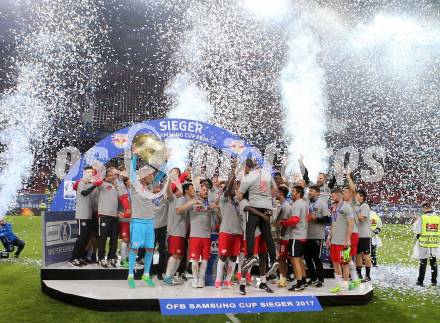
63;181;76;200
43;211;77;266
160;296;322;315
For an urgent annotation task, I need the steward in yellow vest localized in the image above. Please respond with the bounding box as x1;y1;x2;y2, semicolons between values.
419;213;440;248
413;202;439;287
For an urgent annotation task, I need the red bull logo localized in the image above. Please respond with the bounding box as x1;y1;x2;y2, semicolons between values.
425;223;439;232
224;138;246;154
111;133;128;149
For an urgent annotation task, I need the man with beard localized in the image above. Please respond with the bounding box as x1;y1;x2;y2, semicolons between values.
178;183;218;288
298;156;336;203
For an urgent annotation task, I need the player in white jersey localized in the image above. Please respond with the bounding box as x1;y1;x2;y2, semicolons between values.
116;165;131;268
216;173;242;289
70;166;96;267
280;186;308;291
275;186;292;288
238;159;279;278
179;183;218;288
125;152;170;289
305;185;331;287
163;182;192;285
354;189;372;282
327;188;355;293
345;174;361;287
95;167;120;268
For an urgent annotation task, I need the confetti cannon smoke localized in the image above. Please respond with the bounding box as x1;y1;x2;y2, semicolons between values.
164;1;214;170
0;0;106;220
280;12;329;180
165;73;212;170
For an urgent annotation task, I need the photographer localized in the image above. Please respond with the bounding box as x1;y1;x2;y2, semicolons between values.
0;218;25;258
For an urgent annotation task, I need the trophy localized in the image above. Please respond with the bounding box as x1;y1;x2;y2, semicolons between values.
132;134;167;170
132;134;168;183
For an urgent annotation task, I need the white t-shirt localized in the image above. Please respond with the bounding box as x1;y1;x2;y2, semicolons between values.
238;169;275;210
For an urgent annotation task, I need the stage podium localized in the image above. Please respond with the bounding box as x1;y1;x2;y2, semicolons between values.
41;211;373;313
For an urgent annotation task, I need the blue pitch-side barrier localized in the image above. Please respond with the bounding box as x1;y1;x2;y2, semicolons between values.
373;204;421;214
15;194;49;209
6;193;50;216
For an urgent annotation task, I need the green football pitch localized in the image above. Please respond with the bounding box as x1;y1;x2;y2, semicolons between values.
1;216;439;323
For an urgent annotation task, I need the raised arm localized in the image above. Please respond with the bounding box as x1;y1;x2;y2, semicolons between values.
328;174;336;189
271;178;278;196
298;155;310;185
171;170;189;193
224;174;236;199
73;179;81;191
166;175;174;200
129;154;138;184
346;172;356;196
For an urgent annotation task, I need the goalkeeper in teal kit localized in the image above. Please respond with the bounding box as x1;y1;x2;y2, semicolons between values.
127;154;164;289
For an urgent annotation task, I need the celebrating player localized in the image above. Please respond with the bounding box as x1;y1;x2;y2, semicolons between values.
238;159;278;277
354;189;372;282
305;185;331;287
163;182;191;285
275;186;292;288
176;183;218;288
95;167;120;268
216;171;242;289
280;186;308;292
327;188;355;293
126;153;165;289
70;166;97;266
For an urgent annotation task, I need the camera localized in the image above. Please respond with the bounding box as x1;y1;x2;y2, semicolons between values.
0;251;10;259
